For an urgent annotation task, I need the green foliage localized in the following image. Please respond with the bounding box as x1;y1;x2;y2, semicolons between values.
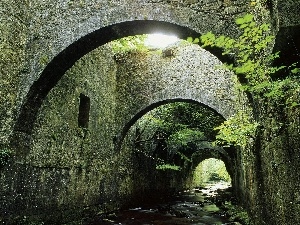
156;102;224;140
67;0;85;8
216;165;231;182
0;148;13;168
193;158;231;186
134;102;224;170
110;35;149;53
167;129;205;148
214;111;259;148
199;13;277;89
156;163;181;171
187;36;199;44
188;13;300;147
225;203;251;225
198;13;300;98
138;102;223;141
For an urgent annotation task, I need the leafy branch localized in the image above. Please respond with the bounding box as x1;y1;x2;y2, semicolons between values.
188;13;300;147
213;111;259;148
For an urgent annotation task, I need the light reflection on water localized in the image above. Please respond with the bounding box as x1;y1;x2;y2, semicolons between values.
90;181;232;225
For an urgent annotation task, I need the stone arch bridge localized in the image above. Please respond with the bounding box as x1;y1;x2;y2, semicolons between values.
1;0;300;224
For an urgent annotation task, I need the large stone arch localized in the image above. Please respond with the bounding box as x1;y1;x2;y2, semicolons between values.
7;5;249;219
3;1;300;224
13;0;255;138
112;43;241;151
3;1;255;222
14;21;196;135
117;97;234;180
116;98;224;151
24;0;248;86
13;22;245;158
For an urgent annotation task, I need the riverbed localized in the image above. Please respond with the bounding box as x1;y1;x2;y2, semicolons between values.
89;181;234;225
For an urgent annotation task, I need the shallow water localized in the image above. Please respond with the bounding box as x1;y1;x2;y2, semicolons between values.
90;181;232;225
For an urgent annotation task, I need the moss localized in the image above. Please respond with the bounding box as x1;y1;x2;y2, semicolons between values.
0;148;13;169
239;86;300;224
39;55;49;66
0;0;28;145
223;203;251;225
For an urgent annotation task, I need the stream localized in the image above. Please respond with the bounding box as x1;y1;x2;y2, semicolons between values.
89;181;236;225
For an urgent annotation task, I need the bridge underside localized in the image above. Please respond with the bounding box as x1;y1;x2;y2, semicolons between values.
1;1;300;224
4;25;242;223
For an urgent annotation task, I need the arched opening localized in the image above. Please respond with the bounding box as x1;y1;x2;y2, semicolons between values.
119;101;233;196
104;101;237;225
12;20;234;148
12;21;199;138
7;20;242;224
192;158;231;188
114;98;225;152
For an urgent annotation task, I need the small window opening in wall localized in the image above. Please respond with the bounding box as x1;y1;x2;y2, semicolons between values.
78;93;90;128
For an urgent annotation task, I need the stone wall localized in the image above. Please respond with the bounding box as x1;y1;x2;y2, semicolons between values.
1;0;300;224
113;43;241;202
1;39;241;223
114;43;240;148
0;0;29;146
24;0;250;91
1;44;121;223
278;0;300;27
6;0;256;149
238;95;300;225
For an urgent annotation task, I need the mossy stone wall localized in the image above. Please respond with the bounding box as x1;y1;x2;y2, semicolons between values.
114;43;241;200
278;0;300;27
238;96;300;225
1;45;124;224
1;41;242;223
0;0;28;147
1;0;300;224
114;43;239;140
12;0;252;130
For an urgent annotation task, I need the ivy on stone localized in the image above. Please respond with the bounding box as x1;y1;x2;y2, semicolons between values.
213;111;259;148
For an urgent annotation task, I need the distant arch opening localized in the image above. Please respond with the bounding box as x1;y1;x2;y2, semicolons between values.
116;99;225;152
121;100;225;172
192;158;231;188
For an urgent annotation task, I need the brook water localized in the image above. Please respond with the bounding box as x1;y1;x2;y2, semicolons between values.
90;181;234;225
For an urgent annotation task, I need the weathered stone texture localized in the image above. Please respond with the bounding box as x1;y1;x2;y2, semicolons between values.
1;45;120;223
0;0;29;146
17;0;251;115
1;0;273;153
278;0;300;27
114;43;239;135
239;96;300;225
29;45;117;168
1;36;242;223
1;0;300;224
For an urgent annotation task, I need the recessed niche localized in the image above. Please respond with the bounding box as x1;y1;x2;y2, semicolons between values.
78;93;90;128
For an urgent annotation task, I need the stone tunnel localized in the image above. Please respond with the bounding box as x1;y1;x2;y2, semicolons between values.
1;0;300;224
